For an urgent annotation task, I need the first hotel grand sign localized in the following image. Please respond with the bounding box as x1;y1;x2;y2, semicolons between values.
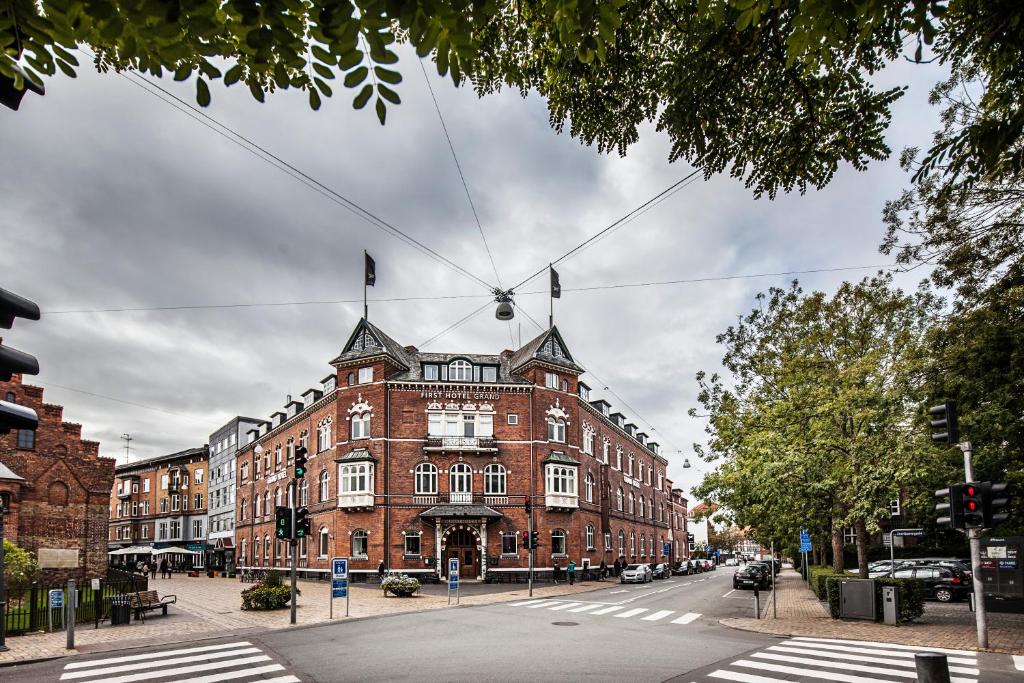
419;389;502;401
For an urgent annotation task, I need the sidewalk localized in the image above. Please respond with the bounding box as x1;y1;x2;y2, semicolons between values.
0;574;606;665
721;568;1024;655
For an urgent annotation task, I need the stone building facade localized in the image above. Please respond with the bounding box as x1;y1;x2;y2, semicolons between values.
0;374;116;581
235;318;678;581
207;416;264;571
107;446;210;569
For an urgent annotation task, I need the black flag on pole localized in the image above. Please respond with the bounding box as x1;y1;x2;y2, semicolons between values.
550;266;561;299
365;252;376;287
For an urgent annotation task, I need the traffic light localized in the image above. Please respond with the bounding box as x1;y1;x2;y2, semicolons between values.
294;445;308;478
529;530;539;550
0;287;41;434
983;482;1010;527
928;402;959;445
294;506;311;538
935;485;965;529
275;506;293;539
961;482;984;529
524;495;531;514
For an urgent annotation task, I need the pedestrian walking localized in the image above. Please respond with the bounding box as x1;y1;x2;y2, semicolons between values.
159;558;169;579
378;560;386;583
613;558;620;577
567;560;576;586
552;560;560;584
599;559;607;580
149;560;156;579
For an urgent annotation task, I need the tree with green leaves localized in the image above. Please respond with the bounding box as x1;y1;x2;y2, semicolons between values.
692;274;945;575
3;1;1021;198
3;538;39;591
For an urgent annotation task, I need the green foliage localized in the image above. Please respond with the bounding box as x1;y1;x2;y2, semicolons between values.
824;575;926;623
381;574;421;596
240;580;297;610
264;569;283;587
2;0;1021;196
2;540;39;591
808;565;838;600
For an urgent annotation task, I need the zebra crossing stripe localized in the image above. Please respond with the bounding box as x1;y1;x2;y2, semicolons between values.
63;643;253;670
641;610;674;622
526;600;559;608
591;605;625;615
509;599;547;607
780;640;977;666
253;678;301;683
614;608;648;619
708;670;790;683
790;637;978;658
61;655;274;683
175;664;287;683
671;612;701;624
548;602;581;611
750;652;979;682
60;648;263;680
568;604;602;613
766;645;979;675
731;658;909;683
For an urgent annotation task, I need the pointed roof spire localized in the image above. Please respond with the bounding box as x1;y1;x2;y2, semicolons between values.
508;324;582;373
330;318;411;369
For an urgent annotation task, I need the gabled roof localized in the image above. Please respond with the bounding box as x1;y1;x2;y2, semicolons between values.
0;461;26;483
508;325;582;373
331;318;411;370
387;352;531;384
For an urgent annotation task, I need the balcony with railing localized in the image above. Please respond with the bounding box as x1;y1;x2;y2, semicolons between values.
447;491;473;504
545;493;580;510
423;435;498;453
338;492;375;509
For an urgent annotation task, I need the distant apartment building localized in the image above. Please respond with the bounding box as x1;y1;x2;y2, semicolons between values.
207;416;264;572
108;446;209;569
669;488;689;562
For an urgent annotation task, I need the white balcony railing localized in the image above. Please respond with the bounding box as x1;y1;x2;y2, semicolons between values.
338;492;375;509
448;491;473;504
545;494;579;510
483;496;509;506
413;495;439;506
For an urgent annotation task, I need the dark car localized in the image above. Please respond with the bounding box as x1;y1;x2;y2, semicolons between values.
733;565;768;590
900;558;974;581
652;563;671;579
746;562;772;586
893;565;970;602
671;562;690;576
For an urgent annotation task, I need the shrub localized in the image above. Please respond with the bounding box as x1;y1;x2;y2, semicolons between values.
381;575;421;597
265;570;283;587
2;540;39;591
824;576;926;623
808;566;838;600
241;581;299;610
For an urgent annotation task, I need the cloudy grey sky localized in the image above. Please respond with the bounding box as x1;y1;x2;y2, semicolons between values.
1;47;947;498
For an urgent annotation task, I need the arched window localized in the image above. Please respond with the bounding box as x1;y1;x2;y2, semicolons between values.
585;524;595;550
299;479;309;506
264;535;271;565
319;470;330;502
253;495;261;518
629;530;636;556
585;472;594;503
351;412;371;439
627;453;634;476
240;538;247;565
618;530;625;556
628;491;635;514
546;417;566;442
263;491;270;517
449;463;472;493
415;463;438;494
352;529;368;557
47;481;69;506
545;465;576;495
638;495;644;518
274;487;282;508
449;359;472;381
240;497;247;520
640;533;646;556
616;488;623;511
347;372;355;386
254;537;261;560
551;528;566;556
340;463;370;493
317;418;333;452
318;527;330;557
484;464;506;495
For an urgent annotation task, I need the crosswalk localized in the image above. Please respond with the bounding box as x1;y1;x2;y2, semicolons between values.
507;598;701;626
696;636;981;683
58;641;299;683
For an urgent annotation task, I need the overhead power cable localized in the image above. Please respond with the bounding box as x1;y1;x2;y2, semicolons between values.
418;300;493;349
90;52;496;294
35;381;212;422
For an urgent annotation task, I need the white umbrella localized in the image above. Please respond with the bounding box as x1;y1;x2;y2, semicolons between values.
107;546;153;555
151;546;202;555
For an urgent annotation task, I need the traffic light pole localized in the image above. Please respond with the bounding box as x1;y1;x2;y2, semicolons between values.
959;442;988;649
289;479;297;626
527;509;534;598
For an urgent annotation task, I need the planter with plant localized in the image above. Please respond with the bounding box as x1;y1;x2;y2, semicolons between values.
381;574;421;597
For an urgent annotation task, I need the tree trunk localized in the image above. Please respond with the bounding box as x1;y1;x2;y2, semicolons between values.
831;526;844;573
855;519;869;578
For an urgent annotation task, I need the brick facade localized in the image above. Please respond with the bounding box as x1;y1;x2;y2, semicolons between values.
0;374;116;582
235;319;677;581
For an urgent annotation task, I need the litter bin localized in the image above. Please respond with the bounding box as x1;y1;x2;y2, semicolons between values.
110;595;131;626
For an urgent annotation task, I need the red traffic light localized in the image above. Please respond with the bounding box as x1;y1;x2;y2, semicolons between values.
964;484;977;497
966;500;978;511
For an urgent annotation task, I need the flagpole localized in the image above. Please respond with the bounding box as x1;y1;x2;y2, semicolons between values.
549;263;553;328
364;250;368;321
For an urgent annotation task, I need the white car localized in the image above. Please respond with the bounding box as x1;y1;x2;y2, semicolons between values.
620;563;653;584
725;558;739;566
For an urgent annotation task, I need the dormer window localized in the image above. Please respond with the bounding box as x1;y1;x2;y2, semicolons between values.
449;360;472;381
323;376;337;393
482;366;497;383
424;364;439;380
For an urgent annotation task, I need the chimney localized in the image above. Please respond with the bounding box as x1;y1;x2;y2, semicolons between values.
404;345;419;353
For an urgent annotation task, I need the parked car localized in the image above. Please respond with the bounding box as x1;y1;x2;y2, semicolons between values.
652;563;671;580
621;563;653;584
671;562;691;576
894;565;971;602
733;565;769;590
899;558;974;581
725;557;739;566
703;559;715;571
746;561;772;585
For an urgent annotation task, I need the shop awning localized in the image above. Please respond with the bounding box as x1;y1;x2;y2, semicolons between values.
151;546;202;555
107;546;153;555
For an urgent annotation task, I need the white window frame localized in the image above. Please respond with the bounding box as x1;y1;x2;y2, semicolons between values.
545;372;558;388
890;498;901;516
585;525;595;550
616;488;623;511
449;360;472;381
340;463;373;494
319;470;330;502
352;530;369;558
618;530;625;556
547;417;566;442
484;464;506;495
482;366;497;382
404;533;421;556
551;528;567;556
415;463;438;494
450;463;472;493
351;412;371;439
358;367;373;384
545;464;577;496
501;532;517;556
318;527;330;558
585;472;594;503
507;414;519;425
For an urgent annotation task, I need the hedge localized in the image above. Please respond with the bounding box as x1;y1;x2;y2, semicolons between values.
808;566;839;600
824;576;926;623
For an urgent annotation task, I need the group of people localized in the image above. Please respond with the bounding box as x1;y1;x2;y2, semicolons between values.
130;558;174;579
551;557;640;584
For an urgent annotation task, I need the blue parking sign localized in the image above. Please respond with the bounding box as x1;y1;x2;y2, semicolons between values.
332;557;348;579
332;587;347;598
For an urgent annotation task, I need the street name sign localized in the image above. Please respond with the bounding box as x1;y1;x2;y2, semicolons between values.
49;590;63;609
891;528;925;538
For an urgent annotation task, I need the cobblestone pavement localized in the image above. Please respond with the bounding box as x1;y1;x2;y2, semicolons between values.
722;568;1024;655
0;574;606;665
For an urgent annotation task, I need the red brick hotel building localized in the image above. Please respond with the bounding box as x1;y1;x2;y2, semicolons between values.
235;318;685;581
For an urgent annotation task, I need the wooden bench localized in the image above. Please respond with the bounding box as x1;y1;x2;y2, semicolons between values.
129;590;176;618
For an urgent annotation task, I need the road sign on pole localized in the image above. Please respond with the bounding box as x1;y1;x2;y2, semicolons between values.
331;557;349;618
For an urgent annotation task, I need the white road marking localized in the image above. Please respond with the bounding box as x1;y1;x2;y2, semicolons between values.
708;671;791;683
641;610;674;622
254;678;301;683
509;599;547;607
568;603;603;613
548;602;581;611
767;645;979;675
790;636;978;658
614;607;649;619
526;600;559;608
1014;655;1024;671
731;658;900;683
671;612;701;624
722;589;736;598
175;664;288;683
608;589;628;594
60;648;263;680
63;642;254;670
781;640;977;665
63;655;274;683
591;605;625;616
750;652;978;681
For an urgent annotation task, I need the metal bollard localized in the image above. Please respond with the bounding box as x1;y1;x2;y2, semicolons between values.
754;588;760;619
914;653;951;683
66;579;76;650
